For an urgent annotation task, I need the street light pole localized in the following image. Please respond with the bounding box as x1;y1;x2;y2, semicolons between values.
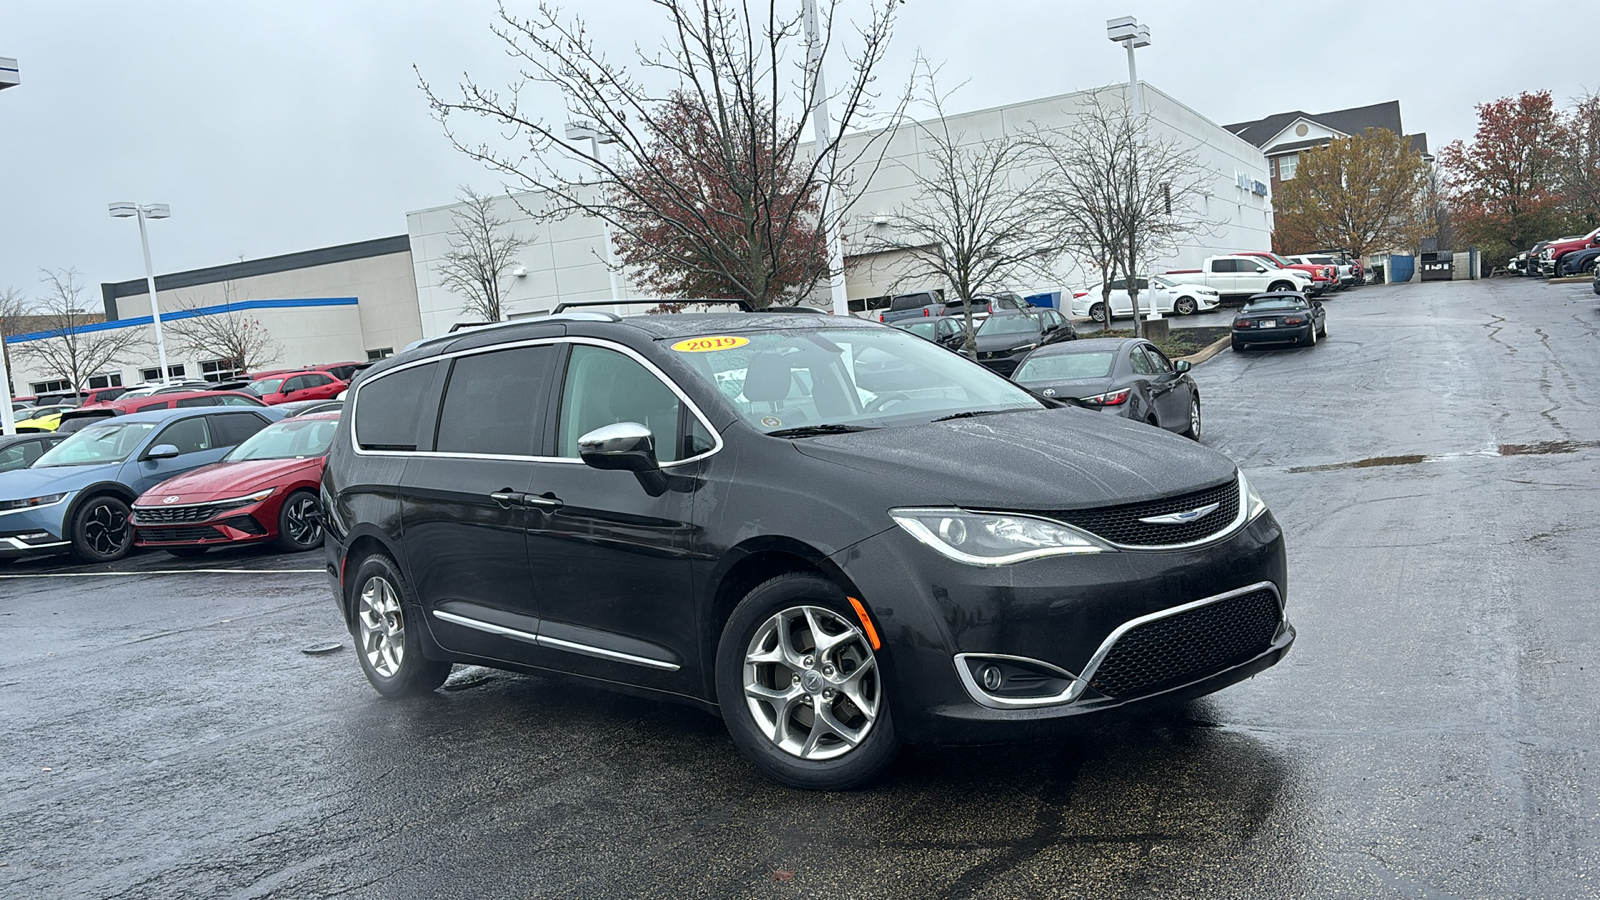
110;202;173;382
1;56;21;435
1107;17;1155;326
564;124;621;302
802;0;850;317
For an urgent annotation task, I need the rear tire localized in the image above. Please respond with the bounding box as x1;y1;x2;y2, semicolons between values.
1089;302;1108;324
1231;339;1245;352
350;554;451;697
1304;325;1318;347
71;495;134;563
716;573;898;790
1268;281;1294;293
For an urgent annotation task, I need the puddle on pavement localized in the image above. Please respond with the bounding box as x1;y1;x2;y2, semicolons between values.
1288;439;1600;473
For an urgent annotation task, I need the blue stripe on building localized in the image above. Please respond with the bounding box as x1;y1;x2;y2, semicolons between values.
8;297;359;343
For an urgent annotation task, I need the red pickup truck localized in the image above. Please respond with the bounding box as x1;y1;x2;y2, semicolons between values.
1542;227;1600;275
1237;252;1337;294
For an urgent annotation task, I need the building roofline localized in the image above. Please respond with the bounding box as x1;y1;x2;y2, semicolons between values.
11;297;358;343
101;235;410;305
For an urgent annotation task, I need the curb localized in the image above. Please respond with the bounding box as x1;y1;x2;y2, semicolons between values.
1179;334;1233;365
1548;275;1592;285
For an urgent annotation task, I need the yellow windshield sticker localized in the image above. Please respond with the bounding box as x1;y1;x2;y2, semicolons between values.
671;335;749;353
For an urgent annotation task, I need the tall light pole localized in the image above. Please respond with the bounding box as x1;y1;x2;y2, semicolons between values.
564;123;621;301
802;0;850;317
1;56;20;435
109;201;174;383
1107;17;1155;325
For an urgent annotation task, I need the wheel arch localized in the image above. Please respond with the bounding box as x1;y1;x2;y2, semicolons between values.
337;526;408;627
62;482;139;532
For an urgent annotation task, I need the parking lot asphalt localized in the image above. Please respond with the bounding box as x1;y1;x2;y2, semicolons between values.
3;276;1598;899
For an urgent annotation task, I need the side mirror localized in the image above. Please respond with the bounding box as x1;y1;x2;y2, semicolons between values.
144;443;181;461
579;422;667;495
1174;360;1192;374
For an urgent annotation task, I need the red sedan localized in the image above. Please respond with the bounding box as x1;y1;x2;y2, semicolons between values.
132;413;339;557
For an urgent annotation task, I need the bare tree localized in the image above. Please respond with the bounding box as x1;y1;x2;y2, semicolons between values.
436;185;536;322
418;0;904;308
1033;90;1212;337
11;269;146;391
2;286;30;401
863;63;1060;356
166;281;282;376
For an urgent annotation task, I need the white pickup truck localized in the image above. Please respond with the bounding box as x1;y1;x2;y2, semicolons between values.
1165;256;1314;298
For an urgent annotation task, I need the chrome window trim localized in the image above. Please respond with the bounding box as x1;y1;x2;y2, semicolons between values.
953;580;1281;710
431;609;681;671
349;336;723;468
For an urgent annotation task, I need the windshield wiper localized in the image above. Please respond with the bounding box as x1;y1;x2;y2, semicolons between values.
766;424;876;438
930;408;1031;423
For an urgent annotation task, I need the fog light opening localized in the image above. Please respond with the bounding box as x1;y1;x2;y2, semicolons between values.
981;664;1004;692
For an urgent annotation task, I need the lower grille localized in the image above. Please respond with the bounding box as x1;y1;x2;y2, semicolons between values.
1087;587;1282;699
138;525;225;544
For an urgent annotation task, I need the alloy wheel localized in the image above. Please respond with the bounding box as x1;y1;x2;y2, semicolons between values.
742;605;880;761
358;576;406;678
1175;297;1197;316
83;502;131;556
1189;399;1203;439
284;495;321;546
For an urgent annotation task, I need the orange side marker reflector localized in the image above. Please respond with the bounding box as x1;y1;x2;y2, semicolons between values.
848;597;881;650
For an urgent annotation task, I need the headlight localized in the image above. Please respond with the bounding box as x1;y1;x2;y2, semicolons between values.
0;493;68;512
1014;343;1037;353
1240;470;1269;522
890;508;1111;565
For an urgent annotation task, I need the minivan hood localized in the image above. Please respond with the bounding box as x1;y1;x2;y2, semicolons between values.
791;408;1235;510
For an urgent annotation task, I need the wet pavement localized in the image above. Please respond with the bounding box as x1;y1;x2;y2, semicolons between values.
3;276;1598;898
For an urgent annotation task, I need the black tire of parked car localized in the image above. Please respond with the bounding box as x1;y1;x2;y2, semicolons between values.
1303;325;1317;347
165;547;209;558
1231;339;1245;353
1174;296;1198;316
350;553;452;697
1319;318;1328;339
1089;302;1108;324
715;572;899;791
71;494;135;563
1268;281;1295;293
275;490;323;553
1183;397;1203;441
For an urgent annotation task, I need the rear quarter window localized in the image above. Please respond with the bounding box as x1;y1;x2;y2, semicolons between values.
354;363;438;451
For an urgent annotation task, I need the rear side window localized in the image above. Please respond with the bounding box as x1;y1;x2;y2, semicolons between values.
354;363;438;451
1212;259;1238;273
1129;347;1161;376
176;396;221;407
557;346;684;463
134;400;171;413
209;412;268;447
434;346;557;456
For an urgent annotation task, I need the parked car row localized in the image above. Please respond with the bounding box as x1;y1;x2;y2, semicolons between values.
0;404;341;565
1509;226;1600;277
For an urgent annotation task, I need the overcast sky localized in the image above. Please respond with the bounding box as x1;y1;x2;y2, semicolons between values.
1;0;1591;304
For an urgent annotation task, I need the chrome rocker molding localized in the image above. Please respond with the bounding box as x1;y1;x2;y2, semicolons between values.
954;580;1283;710
431;609;681;672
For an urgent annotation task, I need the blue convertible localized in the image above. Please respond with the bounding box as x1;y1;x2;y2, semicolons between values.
0;406;276;563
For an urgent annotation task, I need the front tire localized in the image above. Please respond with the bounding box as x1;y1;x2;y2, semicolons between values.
71;495;134;563
275;490;323;553
350;554;451;697
1183;396;1203;441
1268;281;1294;293
715;573;898;790
1174;296;1197;316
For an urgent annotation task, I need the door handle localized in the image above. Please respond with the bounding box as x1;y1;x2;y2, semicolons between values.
489;490;525;508
524;493;564;510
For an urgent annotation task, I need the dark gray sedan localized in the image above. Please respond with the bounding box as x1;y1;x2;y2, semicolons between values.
1011;337;1202;439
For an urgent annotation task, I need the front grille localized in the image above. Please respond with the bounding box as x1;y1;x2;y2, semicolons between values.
134;504;224;525
138;525;225;544
1051;479;1239;547
1087;588;1282;699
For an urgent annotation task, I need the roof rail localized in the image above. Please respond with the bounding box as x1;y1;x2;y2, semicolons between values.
552;298;754;313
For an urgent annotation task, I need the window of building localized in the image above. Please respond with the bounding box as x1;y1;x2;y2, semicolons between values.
1278;155;1297;180
140;364;187;382
200;358;245;382
366;347;394;361
354;363;438;451
435;346;557;456
29;379;73;394
87;373;124;389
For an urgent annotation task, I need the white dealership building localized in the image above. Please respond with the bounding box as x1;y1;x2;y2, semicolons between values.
406;81;1273;336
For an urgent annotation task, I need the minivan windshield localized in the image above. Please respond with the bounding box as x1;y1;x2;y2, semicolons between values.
34;421;158;467
679;327;1041;433
224;417;338;461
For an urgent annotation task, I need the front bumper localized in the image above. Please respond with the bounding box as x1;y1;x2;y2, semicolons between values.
133;500;274;549
0;499;73;559
832;507;1290;744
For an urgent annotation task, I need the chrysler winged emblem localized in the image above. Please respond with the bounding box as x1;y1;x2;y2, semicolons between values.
1138;501;1220;525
